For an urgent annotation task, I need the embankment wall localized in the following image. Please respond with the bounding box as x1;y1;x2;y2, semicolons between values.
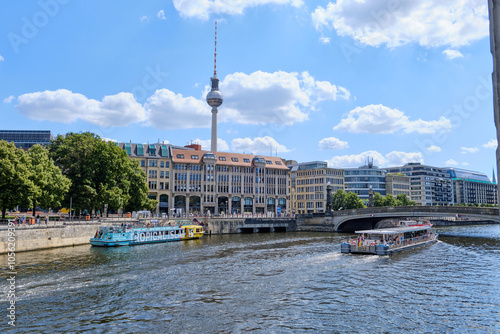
0;222;100;254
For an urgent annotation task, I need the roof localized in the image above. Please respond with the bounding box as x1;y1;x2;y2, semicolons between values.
355;225;433;235
171;149;289;170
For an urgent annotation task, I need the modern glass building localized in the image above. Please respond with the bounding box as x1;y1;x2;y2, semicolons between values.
344;161;386;202
0;130;53;149
446;168;498;205
385;163;453;206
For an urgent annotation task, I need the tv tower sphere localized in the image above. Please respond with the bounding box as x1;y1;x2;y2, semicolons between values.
206;78;223;108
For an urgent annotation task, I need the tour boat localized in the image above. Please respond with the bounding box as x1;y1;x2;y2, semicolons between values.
340;221;438;255
90;222;204;247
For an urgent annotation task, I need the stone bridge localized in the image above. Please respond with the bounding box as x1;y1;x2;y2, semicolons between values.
297;206;500;232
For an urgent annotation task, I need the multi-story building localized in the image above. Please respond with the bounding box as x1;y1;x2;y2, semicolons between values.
170;146;288;215
446;168;498;205
0;130;53;150
385;173;411;197
344;160;386;202
287;161;344;214
119;142;289;215
118;142;175;214
385;163;453;206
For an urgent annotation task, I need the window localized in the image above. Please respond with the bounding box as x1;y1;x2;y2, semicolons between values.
149;144;156;156
137;144;144;156
160;145;168;157
141;160;145;167
160;161;164;168
177;154;184;159
231;157;239;162
219;156;226;161
243;158;250;163
191;155;199;159
266;160;272;165
124;143;131;155
275;161;282;165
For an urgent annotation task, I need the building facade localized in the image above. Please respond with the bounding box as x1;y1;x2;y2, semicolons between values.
0;130;53;150
385;173;411;197
119;142;289;215
287;161;344;214
344;161;386;202
447;168;498;205
385;163;453;206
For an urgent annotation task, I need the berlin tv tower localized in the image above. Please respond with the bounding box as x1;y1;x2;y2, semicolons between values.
206;21;223;152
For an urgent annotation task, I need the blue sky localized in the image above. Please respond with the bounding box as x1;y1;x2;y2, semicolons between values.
0;0;497;178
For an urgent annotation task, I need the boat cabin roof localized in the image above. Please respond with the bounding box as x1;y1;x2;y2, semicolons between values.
355;225;432;235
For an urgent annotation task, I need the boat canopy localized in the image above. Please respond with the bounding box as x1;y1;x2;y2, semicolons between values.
355;225;432;235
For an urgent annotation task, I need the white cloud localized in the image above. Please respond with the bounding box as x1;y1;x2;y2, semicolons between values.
446;159;459;166
327;150;422;168
483;139;498;149
157;9;166;20
145;89;210;129
443;49;464;60
16;89;146;127
173;0;304;20
140;15;149;23
14;70;349;131
319;137;349;150
427;145;441;153
3;95;14;103
334;104;451;134
461;146;478;154
319;36;331;44
312;0;489;48
219;71;349;126
231;136;290;154
0;55;4;62
102;137;118;143
193;138;229;151
462;162;469;166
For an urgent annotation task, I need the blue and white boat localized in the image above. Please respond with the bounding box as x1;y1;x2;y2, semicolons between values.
90;223;204;247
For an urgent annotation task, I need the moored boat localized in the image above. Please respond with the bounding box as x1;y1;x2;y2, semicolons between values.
90;221;204;247
341;221;438;255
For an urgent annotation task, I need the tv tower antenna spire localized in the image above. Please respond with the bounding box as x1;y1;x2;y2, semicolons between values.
214;20;217;77
206;20;223;152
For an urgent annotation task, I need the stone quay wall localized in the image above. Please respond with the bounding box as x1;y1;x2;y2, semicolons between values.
0;222;100;254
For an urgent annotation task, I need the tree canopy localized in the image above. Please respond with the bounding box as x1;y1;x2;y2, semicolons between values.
28;144;71;216
0;141;35;219
372;192;417;207
49;132;156;214
331;189;366;210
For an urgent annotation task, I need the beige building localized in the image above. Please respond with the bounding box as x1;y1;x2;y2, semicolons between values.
385;173;411;197
119;143;289;215
287;161;344;214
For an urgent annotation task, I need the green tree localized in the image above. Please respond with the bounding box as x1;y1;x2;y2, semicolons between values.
383;194;396;207
345;192;366;209
28;144;71;216
373;192;384;207
331;189;347;210
395;193;416;206
49;132;154;214
0;141;35;219
124;159;157;212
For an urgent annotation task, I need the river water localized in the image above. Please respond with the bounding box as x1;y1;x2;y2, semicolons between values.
2;224;500;333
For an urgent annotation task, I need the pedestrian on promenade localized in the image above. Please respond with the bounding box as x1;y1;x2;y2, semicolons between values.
36;214;40;224
45;215;49;224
